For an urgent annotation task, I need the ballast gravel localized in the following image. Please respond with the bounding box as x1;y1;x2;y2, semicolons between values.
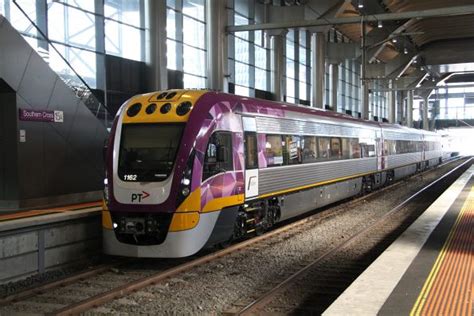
88;161;465;315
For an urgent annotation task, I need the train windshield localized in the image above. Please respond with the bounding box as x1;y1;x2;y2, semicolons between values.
118;124;184;182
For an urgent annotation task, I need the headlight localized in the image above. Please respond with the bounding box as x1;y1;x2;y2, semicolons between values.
103;172;109;205
103;183;109;205
182;187;190;197
176;150;195;206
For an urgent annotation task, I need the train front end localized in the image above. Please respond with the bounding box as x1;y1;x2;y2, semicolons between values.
102;90;211;258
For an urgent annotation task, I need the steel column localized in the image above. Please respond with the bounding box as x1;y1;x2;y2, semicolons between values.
407;90;413;127
361;21;369;120
330;63;338;111
388;80;396;123
423;96;429;130
311;32;325;108
270;32;285;102
206;0;227;91
397;91;404;124
147;0;167;90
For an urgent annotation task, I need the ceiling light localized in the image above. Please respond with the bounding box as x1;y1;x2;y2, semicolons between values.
378;21;383;28
413;59;417;64
404;48;408;54
358;1;364;8
392;38;397;43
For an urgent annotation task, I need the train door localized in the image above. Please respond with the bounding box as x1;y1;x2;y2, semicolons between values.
242;117;258;198
377;136;385;170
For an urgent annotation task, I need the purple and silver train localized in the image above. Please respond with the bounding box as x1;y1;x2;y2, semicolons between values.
102;89;442;258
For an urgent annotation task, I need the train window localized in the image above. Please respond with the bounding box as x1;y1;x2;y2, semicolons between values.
118;124;184;182
265;135;284;166
351;139;361;158
318;137;331;159
388;140;421;154
360;138;376;157
341;138;360;159
283;135;302;165
417;141;424;151
330;138;342;159
383;140;389;156
396;140;404;154
244;132;258;169
202;132;233;181
302;136;318;163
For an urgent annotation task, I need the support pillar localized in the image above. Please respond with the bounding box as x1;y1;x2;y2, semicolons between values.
206;0;227;91
423;96;429;130
147;0;168;91
270;31;286;102
330;63;338;111
360;21;369;120
361;83;369;120
388;80;396;123
311;32;325;108
407;90;413;127
430;99;437;131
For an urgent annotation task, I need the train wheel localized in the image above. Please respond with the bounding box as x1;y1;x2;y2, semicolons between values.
362;176;374;194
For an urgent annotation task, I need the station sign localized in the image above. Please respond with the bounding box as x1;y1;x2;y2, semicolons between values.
19;108;64;123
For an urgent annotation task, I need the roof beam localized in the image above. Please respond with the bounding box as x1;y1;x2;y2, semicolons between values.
227;5;474;32
368;19;416;63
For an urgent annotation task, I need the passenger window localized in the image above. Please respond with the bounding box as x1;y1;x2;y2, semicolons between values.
264;135;284;166
283;135;302;165
244;132;258;169
302;136;318;163
202;132;233;181
350;138;361;158
330;138;342;159
360;138;376;157
318;137;331;159
341;138;359;159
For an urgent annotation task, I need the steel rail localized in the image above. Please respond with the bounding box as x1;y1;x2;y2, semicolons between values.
233;157;472;315
50;157;466;315
0;263;120;306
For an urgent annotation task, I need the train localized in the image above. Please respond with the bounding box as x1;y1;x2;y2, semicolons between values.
102;89;443;258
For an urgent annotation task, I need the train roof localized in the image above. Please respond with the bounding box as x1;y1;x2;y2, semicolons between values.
120;89;438;137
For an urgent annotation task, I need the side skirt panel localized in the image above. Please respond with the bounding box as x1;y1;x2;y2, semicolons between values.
278;178;362;221
204;206;240;247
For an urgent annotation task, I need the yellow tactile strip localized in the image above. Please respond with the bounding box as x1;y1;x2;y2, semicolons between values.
411;185;473;316
0;201;101;222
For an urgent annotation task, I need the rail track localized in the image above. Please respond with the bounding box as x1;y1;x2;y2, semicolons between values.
0;157;469;315
224;158;471;315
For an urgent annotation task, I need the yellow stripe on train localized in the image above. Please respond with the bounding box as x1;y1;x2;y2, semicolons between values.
201;194;244;213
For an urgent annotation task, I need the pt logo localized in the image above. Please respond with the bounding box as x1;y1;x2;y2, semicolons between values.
131;191;150;202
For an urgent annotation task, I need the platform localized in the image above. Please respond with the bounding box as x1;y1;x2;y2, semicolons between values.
0;203;102;284
0;201;101;221
324;164;473;316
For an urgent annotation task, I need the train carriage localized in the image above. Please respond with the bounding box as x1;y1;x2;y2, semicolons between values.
102;90;442;258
